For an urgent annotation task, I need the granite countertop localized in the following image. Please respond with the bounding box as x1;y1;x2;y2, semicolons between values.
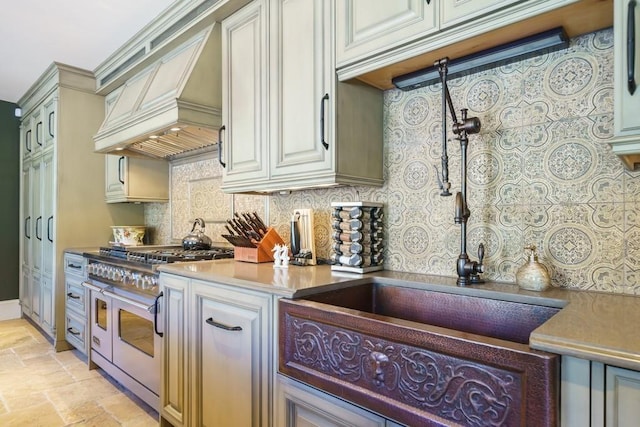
160;260;640;371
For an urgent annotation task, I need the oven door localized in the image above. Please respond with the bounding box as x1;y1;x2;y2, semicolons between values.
86;283;112;360
107;290;161;395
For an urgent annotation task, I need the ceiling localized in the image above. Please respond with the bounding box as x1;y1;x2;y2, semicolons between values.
0;0;177;104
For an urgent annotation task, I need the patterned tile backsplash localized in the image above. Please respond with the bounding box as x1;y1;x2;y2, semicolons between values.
146;28;640;294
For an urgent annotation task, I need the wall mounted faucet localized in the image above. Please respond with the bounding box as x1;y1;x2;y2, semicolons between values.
436;58;485;286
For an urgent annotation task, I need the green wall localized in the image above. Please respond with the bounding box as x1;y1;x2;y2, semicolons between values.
0;101;20;300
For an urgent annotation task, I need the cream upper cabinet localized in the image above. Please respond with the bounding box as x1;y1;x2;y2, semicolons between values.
43;94;57;150
609;0;640;169
220;0;269;186
336;0;589;86
335;0;437;67
269;0;334;181
441;0;524;27
105;155;169;203
221;0;383;193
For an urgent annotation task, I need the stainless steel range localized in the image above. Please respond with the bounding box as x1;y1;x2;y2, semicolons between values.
82;245;233;411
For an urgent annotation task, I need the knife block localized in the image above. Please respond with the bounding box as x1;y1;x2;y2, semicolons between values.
234;227;285;263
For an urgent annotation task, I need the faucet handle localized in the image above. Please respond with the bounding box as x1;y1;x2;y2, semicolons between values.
476;243;485;274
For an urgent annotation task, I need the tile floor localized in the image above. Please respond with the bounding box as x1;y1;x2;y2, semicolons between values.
0;318;159;426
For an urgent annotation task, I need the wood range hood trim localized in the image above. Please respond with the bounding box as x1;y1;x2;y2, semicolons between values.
93;25;222;160
338;0;614;91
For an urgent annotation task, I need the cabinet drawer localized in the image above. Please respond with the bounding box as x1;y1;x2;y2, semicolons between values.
64;253;86;276
65;278;87;315
65;310;88;355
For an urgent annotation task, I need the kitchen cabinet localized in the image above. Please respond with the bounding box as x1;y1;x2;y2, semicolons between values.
605;365;640;426
159;273;273;427
276;375;402;427
336;0;606;88
218;0;269;187
18;63;144;350
63;252;88;355
221;0;383;193
441;0;524;27
105;154;169;203
560;355;640;426
335;0;437;67
609;0;640;169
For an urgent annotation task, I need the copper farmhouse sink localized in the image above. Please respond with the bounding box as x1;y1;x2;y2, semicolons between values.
279;282;560;426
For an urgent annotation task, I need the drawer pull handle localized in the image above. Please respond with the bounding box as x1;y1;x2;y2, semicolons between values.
206;317;242;331
67;327;81;336
67;292;80;300
68;263;82;269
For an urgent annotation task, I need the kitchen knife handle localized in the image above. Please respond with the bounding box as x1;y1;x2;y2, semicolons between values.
47;216;53;242
629;0;637;95
118;156;125;184
206;317;242;331
320;93;329;150
218;125;226;168
154;292;164;337
25;216;31;239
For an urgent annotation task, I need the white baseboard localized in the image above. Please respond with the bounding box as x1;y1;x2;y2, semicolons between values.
0;299;22;321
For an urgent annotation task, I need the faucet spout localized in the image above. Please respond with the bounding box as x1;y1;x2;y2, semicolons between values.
454;192;464;224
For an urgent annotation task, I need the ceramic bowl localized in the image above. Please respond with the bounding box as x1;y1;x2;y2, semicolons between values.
111;226;146;246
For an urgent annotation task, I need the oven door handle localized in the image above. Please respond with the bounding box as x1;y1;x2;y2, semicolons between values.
82;281;104;293
102;290;155;312
154;292;164;337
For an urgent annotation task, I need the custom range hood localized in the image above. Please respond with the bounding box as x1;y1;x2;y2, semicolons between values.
94;25;221;159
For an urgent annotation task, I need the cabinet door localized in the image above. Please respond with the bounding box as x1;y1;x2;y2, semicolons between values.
32;109;44;154
21;161;31;269
41;275;54;333
441;0;523;27
31;274;41;323
105;154;169;203
615;0;640;136
20;266;31;315
335;0;437;67
270;0;333;180
43;95;57;149
276;375;386;427
606;365;640;426
105;155;126;200
42;151;54;278
190;281;271;427
159;274;189;427
221;0;269;185
21;116;33;160
31;158;43;274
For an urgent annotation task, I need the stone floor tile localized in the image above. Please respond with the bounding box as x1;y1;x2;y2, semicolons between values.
0;401;66;426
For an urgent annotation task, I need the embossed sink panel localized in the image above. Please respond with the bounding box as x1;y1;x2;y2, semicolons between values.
279;284;560;426
303;282;560;344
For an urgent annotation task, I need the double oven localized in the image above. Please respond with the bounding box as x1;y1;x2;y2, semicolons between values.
83;246;233;410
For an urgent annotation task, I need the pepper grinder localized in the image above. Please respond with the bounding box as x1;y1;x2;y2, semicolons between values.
516;245;551;291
